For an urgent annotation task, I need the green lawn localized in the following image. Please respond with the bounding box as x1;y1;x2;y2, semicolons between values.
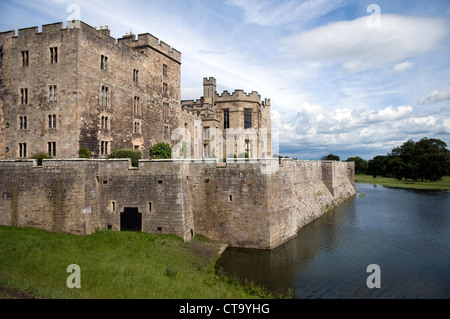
0;226;279;299
355;175;450;190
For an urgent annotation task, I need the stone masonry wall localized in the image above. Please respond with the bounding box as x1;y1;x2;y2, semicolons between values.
0;159;356;249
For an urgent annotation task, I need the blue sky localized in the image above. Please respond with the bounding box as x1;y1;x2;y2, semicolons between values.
1;0;450;160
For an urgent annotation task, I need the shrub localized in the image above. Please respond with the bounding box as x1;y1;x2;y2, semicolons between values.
108;148;142;167
79;147;91;159
149;142;172;160
31;152;52;166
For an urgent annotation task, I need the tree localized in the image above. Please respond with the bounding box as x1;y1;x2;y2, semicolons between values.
31;152;52;166
149;142;172;160
321;154;340;161
108;148;142;167
345;156;368;175
413;138;450;181
367;155;387;176
372;137;450;181
79;147;91;159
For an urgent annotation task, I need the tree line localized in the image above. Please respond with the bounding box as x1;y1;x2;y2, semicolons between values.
322;137;450;181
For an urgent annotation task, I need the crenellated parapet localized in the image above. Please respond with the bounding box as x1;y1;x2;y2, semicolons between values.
215;89;262;104
118;32;181;64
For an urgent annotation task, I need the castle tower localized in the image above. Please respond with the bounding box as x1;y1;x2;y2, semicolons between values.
203;77;216;105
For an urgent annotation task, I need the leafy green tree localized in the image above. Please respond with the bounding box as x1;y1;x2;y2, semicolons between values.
413;138;450;181
367;155;387;176
149;143;172;160
345;156;368;175
108;148;142;167
321;154;340;161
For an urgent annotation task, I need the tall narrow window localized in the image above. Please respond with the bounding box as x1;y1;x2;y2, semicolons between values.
100;141;108;156
163;64;167;77
19;143;27;158
48;142;56;157
101;55;108;71
101;86;109;108
49;85;57;102
223;109;230;129
163;103;169;121
204;144;210;158
21;51;29;67
244;110;252;129
204;127;210;140
19;116;27;130
133;69;139;84
134;121;141;135
163;83;168;97
20;88;28;105
48;114;57;128
50;47;58;64
133;96;141;116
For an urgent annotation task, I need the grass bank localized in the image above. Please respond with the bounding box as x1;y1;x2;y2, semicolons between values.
0;226;281;299
355;175;450;190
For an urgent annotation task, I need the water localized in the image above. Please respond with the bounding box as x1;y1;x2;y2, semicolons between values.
216;183;450;299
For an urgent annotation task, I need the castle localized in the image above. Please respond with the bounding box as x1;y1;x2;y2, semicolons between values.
0;21;271;160
0;21;355;249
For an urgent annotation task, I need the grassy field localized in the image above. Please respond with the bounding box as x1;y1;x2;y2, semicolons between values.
0;226;282;299
355;175;450;190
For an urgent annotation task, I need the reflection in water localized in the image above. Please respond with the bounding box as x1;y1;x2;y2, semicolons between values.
216;183;450;299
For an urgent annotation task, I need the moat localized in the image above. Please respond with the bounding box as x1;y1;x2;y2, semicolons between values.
217;183;450;299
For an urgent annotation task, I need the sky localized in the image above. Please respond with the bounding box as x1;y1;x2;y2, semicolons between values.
1;0;450;160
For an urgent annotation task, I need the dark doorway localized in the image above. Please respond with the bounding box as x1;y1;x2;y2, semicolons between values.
120;207;142;232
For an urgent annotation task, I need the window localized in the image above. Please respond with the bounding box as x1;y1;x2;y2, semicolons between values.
133;69;139;84
163;64;168;77
223;109;230;129
163;83;168;97
48;142;56;157
204;144;210;158
134;96;140;116
100;141;109;156
19;116;27;130
20;88;28;105
101;86;109;108
204;127;210;140
49;85;57;102
245;140;251;158
101;116;108;130
164;125;169;140
19;143;27;158
101;55;108;71
50;47;58;64
134;121;141;135
163;102;169;121
48;114;56;128
244;110;252;129
21;51;29;67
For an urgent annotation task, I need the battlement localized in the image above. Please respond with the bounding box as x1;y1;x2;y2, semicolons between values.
0;21;181;63
216;89;262;104
118;32;181;64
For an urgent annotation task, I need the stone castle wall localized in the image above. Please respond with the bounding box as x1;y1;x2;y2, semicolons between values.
0;159;355;249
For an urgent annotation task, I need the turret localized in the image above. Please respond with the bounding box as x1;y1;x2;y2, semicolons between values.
203;77;216;105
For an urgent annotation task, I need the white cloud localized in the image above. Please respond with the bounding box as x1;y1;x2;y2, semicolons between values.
283;14;448;72
418;86;450;104
226;0;344;26
393;61;414;72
